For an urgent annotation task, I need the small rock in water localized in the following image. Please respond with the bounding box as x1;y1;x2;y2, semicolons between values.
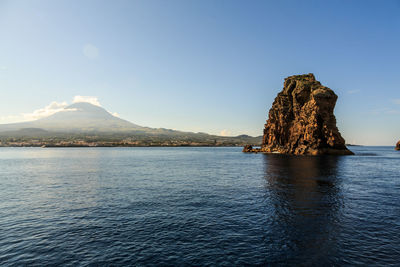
242;145;253;152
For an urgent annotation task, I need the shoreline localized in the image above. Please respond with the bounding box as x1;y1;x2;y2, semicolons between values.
0;144;256;148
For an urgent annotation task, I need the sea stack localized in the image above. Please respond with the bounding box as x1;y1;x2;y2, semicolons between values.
395;141;400;150
246;73;353;155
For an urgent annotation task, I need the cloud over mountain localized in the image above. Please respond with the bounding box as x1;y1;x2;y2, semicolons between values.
73;96;101;106
0;96;105;123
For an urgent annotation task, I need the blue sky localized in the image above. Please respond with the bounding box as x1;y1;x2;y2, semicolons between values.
0;0;399;145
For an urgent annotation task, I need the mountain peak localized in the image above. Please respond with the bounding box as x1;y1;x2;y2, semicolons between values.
0;101;142;133
66;102;105;111
39;101;116;122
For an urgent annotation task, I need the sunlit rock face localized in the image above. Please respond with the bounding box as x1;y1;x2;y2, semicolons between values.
242;145;253;152
260;73;353;155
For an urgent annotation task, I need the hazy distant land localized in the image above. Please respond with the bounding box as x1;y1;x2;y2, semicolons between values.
0;131;261;147
0;102;261;147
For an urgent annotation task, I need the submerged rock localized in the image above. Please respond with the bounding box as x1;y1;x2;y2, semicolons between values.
246;73;353;155
395;141;400;151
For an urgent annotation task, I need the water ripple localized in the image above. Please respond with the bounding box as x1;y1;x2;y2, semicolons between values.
0;147;399;265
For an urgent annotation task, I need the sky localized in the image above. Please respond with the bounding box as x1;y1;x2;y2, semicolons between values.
0;0;399;145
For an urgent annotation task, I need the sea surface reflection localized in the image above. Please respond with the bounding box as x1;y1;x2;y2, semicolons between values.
0;147;399;265
263;154;342;265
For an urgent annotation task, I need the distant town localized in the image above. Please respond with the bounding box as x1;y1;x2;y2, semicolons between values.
0;138;259;148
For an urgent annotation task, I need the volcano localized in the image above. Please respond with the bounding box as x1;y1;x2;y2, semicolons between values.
0;102;143;133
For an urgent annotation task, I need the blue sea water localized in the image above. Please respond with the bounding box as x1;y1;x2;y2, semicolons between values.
0;146;399;266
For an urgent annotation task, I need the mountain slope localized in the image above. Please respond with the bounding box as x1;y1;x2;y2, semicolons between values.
0;102;262;146
0;102;143;132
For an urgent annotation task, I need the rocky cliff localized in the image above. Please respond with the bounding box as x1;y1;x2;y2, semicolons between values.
245;73;353;155
395;141;400;150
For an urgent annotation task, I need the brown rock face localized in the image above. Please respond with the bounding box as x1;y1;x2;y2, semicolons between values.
242;145;253;152
259;73;353;155
395;141;400;150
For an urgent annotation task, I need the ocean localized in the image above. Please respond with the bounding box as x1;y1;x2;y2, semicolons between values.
0;146;399;265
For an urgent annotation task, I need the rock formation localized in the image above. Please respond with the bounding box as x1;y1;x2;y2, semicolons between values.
242;145;253;152
246;73;353;155
395;141;400;151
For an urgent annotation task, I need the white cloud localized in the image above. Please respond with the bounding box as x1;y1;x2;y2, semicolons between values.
22;101;71;121
111;112;120;118
220;129;232;136
370;107;400;115
73;95;101;106
0;95;104;124
83;44;99;59
0;101;71;123
0;114;25;124
386;109;400;114
347;89;360;94
392;99;400;105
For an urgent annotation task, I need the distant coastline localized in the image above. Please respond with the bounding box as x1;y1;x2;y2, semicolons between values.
0;136;261;148
0;142;253;148
345;144;363;147
0;102;262;148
